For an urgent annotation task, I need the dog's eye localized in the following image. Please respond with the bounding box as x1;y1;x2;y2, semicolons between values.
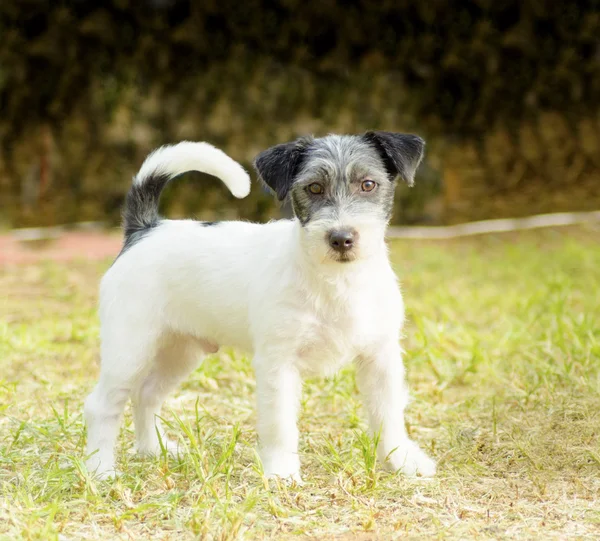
308;183;324;195
361;180;377;192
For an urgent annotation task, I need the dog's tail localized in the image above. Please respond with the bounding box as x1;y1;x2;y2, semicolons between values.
123;141;250;238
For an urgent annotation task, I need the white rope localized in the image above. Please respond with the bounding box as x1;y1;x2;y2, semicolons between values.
387;211;600;239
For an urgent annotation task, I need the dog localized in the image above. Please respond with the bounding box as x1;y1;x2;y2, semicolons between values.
84;133;436;482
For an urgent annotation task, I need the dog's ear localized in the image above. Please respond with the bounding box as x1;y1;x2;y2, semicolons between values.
363;131;425;186
253;138;312;201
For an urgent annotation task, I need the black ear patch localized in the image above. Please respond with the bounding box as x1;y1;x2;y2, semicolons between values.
364;131;425;186
253;137;312;201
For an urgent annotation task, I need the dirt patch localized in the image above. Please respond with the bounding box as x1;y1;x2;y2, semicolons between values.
0;230;122;266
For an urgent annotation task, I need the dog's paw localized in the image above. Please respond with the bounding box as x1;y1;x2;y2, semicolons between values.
387;441;436;478
260;450;303;485
94;468;121;481
137;438;179;458
264;470;304;486
86;454;119;481
161;439;180;457
86;461;119;481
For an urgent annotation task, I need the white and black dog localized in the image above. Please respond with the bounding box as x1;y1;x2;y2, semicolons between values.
84;133;436;482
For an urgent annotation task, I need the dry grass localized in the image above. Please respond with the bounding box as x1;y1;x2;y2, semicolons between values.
1;225;599;540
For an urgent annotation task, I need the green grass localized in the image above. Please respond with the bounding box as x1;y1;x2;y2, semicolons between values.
1;225;599;540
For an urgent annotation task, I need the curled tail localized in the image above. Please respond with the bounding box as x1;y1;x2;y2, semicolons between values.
123;141;250;238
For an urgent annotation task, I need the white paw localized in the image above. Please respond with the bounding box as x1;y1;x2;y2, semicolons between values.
264;470;304;486
260;450;303;485
94;468;120;481
386;441;436;478
137;437;179;458
162;439;180;457
86;457;119;481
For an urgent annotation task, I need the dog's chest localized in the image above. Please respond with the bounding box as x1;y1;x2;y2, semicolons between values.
291;289;392;375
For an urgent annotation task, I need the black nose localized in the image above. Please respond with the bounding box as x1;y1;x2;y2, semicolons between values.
328;229;357;253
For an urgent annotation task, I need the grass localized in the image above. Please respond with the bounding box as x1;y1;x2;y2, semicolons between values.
1;224;599;540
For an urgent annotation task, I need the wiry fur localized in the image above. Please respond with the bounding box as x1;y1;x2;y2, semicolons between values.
84;134;436;483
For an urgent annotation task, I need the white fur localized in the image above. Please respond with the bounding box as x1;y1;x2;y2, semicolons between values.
84;143;435;482
135;141;250;198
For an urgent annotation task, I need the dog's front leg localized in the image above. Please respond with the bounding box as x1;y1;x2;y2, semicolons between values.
254;356;303;483
356;341;436;477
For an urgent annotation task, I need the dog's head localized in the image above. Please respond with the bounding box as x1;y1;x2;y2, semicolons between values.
254;132;425;264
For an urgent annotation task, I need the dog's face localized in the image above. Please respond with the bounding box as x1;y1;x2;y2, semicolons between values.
254;132;425;264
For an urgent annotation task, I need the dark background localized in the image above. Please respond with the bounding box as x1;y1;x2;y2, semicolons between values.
1;0;599;227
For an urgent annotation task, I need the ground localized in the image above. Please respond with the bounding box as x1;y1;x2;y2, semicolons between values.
1;225;599;540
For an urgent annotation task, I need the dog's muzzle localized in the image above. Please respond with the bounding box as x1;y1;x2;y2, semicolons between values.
328;228;358;257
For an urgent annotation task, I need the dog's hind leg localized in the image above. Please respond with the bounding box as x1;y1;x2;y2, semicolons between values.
132;333;208;457
84;328;160;479
84;378;130;479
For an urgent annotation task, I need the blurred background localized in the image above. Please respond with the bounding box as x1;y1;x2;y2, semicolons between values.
1;0;599;229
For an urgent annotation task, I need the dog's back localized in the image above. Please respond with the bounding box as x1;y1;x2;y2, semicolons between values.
102;216;296;353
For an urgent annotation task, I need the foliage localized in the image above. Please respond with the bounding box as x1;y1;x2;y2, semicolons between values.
0;1;599;225
3;1;599;135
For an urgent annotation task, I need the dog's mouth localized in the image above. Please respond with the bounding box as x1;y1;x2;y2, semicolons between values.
331;251;357;263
